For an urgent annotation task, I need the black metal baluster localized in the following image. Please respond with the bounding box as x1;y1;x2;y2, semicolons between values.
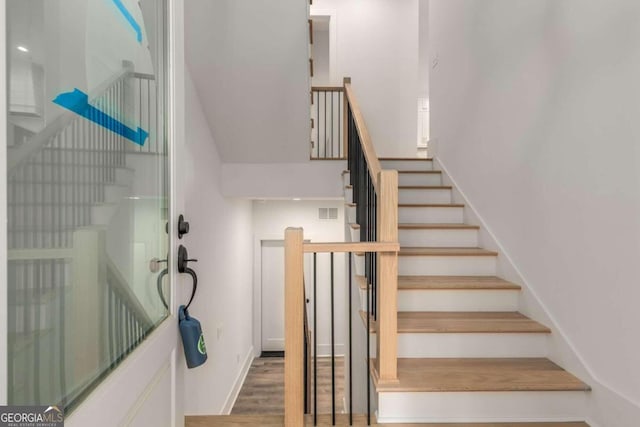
348;252;353;425
313;252;317;426
316;92;320;159
331;91;334;158
339;92;342;159
324;91;327;158
366;251;371;426
330;252;335;426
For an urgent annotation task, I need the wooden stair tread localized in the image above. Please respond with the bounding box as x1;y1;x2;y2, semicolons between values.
379;157;433;161
356;275;520;290
372;358;591;393
399;203;464;207
399;185;452;190
360;311;550;334
399;247;498;256
185;414;589;426
399;223;479;230
398;276;521;290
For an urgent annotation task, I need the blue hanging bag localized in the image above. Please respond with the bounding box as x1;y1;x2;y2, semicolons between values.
179;305;207;369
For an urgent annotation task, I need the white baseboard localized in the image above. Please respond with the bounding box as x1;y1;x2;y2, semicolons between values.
221;345;254;414
316;343;345;358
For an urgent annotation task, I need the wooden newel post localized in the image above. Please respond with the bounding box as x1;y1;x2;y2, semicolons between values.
284;227;305;427
376;170;399;384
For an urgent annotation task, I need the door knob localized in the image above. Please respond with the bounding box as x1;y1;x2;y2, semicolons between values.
178;245;198;273
178;214;190;239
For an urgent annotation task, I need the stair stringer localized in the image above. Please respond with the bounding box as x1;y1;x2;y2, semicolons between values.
435;156;639;427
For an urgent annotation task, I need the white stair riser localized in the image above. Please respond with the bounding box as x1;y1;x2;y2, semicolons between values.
91;204;118;226
399;228;478;247
377;391;587;423
349;226;360;243
399;256;496;276
398;289;518;311
345;205;356;224
380;160;433;171
345;187;353;203
368;333;549;358
399;207;464;224
354;254;364;277
399;189;451;204
342;172;351;188
398;173;442;186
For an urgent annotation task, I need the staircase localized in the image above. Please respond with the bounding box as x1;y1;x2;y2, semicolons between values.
344;157;591;424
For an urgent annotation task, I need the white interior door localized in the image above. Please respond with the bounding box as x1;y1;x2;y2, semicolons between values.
261;240;311;353
261;240;286;352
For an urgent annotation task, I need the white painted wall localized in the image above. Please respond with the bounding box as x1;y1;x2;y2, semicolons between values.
252;200;346;356
184;0;310;163
418;0;429;99
429;2;640;426
181;69;255;415
221;162;345;199
311;27;331;86
311;0;419;157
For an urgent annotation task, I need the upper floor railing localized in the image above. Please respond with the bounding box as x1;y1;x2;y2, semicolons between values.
310;86;346;160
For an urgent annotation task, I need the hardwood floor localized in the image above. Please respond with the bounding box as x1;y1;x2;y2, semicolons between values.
186;414;590;427
231;356;345;415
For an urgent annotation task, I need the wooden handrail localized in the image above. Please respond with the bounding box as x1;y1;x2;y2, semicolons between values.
343;77;382;192
311;86;344;92
303;241;399;253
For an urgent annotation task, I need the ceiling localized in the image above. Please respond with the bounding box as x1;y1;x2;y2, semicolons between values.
185;0;311;163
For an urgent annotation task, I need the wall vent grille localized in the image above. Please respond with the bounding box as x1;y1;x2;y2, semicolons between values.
318;208;338;220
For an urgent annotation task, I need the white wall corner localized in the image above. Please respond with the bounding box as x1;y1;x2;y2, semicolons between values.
221;346;254;414
309;7;338;84
434;156;640;427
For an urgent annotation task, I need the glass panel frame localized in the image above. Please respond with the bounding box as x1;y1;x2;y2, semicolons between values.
5;0;171;413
